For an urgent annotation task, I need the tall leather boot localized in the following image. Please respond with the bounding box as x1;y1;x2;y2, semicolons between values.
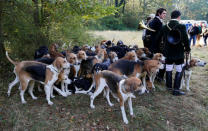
156;68;166;83
173;72;185;96
166;71;172;91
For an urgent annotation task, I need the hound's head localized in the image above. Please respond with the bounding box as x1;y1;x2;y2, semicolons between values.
144;60;162;74
121;77;146;95
66;52;77;65
109;51;118;63
77;50;87;60
143;47;152;56
189;58;207;67
53;57;70;70
136;48;146;58
124;51;138;62
153;53;165;63
97;49;106;61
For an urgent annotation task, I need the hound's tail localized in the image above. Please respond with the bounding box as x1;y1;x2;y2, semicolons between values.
6;51;18;65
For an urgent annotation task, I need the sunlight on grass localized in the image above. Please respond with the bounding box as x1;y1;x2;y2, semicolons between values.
89;30;144;47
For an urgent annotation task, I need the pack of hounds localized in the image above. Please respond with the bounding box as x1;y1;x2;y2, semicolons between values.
6;40;206;124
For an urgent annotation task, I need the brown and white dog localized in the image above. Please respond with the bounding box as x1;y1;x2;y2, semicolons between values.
89;70;145;124
121;51;139;62
144;53;165;89
143;59;163;89
136;48;146;59
74;50;88;77
180;58;206;91
6;52;70;105
108;59;147;90
108;51;118;63
52;52;78;96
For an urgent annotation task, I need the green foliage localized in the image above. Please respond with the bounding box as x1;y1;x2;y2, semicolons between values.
87;0;208;31
2;0;116;59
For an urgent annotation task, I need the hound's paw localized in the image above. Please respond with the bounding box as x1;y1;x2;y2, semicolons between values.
32;96;38;100
48;101;54;105
7;92;11;97
109;103;114;107
62;93;67;97
124;119;129;124
130;113;134;117
22;101;27;104
90;104;95;109
66;92;72;96
51;95;55;98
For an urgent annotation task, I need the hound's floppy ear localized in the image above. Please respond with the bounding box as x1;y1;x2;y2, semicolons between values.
54;58;62;70
189;59;196;67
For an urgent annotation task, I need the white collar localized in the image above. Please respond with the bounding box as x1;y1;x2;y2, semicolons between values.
171;19;179;22
47;65;59;73
156;16;163;23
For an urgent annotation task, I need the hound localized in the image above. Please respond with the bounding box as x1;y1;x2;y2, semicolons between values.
90;70;146;124
180;58;206;91
6;51;70;105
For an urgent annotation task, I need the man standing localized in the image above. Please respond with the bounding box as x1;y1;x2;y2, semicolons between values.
158;10;191;95
142;14;155;49
145;8;167;83
147;8;167;53
188;23;199;46
203;26;208;47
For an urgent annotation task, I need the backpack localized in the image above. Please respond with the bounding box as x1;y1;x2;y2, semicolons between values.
166;23;181;45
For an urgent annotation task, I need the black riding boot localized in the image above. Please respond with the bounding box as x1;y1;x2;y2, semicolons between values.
156;68;166;83
166;71;172;91
173;72;185;96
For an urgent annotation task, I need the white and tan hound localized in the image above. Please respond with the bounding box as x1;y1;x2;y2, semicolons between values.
89;70;145;124
6;51;70;105
180;58;206;91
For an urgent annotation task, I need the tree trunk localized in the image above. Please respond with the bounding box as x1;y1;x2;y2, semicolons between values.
0;0;6;63
33;0;40;27
122;0;125;14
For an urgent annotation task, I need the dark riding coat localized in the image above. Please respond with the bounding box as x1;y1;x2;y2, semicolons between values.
146;17;163;53
157;20;191;61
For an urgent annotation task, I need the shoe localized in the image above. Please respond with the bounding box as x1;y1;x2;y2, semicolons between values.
172;90;185;96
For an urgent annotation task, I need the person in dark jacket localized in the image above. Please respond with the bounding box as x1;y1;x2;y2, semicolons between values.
203;27;208;47
146;8;167;53
146;8;166;83
188;23;199;46
157;10;191;96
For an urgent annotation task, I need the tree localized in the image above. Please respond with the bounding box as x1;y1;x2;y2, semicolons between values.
0;0;6;63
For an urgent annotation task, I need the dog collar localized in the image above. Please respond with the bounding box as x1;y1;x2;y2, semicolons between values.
75;62;81;65
47;65;59;73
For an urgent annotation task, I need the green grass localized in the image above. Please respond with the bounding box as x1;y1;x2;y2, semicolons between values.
1;31;208;130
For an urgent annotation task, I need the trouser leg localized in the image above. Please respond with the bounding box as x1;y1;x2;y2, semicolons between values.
166;64;173;90
173;64;185;96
